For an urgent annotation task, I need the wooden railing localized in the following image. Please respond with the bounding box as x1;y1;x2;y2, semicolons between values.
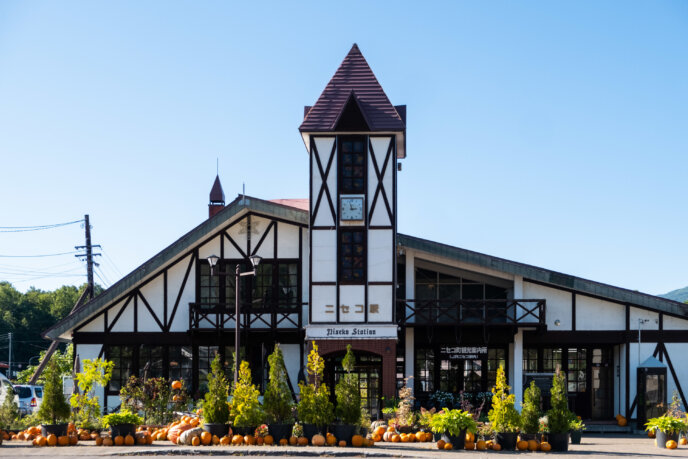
189;302;301;331
396;299;546;327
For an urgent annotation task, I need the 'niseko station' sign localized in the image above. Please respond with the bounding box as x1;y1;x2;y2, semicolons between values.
305;324;397;340
440;346;488;360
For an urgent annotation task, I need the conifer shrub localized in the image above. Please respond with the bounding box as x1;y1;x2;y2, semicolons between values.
487;365;520;433
203;354;230;424
546;369;574;433
335;344;360;425
36;359;71;425
263;343;294;424
297;342;334;426
0;385;20;429
229;360;265;427
520;380;541;434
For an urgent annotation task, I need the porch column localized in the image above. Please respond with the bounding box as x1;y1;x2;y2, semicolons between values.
404;250;415;393
511;328;524;410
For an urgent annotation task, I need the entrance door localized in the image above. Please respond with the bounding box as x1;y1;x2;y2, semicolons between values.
326;353;382;420
590;348;613;419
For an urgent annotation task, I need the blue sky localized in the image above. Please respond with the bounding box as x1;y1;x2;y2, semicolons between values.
0;1;686;295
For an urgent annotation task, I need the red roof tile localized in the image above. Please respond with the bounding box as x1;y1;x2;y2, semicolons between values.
299;44;405;132
269;199;309;211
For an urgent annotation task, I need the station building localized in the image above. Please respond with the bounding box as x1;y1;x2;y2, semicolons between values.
44;44;688;424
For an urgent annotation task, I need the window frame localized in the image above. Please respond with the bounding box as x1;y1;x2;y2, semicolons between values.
338;228;366;284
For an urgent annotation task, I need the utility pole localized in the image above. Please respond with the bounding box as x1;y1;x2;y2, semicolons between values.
75;214;101;299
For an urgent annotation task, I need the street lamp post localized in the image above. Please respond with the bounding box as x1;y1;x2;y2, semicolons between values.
207;254;261;389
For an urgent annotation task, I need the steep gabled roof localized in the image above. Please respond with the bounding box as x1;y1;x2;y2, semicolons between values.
300;44;405;132
398;233;688;318
43;196;308;341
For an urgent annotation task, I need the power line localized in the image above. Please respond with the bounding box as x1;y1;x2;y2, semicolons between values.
0;250;79;258
0;219;83;233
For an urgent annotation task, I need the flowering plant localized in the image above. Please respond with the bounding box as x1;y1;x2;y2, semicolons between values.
292;422;304;438
569;417;585;431
255;424;269;438
538;415;549;433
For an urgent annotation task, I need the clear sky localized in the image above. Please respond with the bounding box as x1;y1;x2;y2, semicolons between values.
1;1;686;296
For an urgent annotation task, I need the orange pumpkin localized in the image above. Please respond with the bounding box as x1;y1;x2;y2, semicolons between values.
382;431;395;442
466;432;475;443
517;439;528;450
477;439;487;450
437;439;446;449
648;430;656;438
172;380;182;390
312;433;326;446
492;442;502;451
297;436;308;446
256;437;264;446
289;436;298;445
464;441;475;450
540;441;552;452
69;435;78;445
326;434;337;446
528;439;539;451
200;431;212;445
114;435;124;446
415;431;424;442
103;437;114;446
220;435;230;445
391;434;401;443
57;435;69;446
279;438;288;446
680;437;687;446
444;442;453;450
667;440;678;449
338;440;347;447
191;436;201;446
124;434;135;446
351;434;364;447
264;434;274;446
244;435;256;445
374;426;386;437
212;434;220;445
231;435;243;445
95;436;103;446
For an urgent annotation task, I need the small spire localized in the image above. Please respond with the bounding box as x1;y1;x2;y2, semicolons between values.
209;175;225;204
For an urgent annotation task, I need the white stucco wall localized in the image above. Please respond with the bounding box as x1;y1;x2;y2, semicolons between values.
576;296;625;330
523;283;572;330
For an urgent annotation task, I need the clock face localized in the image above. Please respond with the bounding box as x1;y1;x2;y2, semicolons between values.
340;196;364;221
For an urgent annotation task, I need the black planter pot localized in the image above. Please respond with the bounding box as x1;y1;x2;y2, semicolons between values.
233;426;256;436
41;423;68;437
110;423;136;438
332;424;356;444
303;423;326;438
570;430;582;444
203;423;229;438
655;430;679;448
495;432;518;450
548;432;570;451
268;424;293;441
441;430;466;450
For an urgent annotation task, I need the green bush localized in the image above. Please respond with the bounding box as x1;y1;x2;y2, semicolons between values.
203;354;230;424
545;370;574;434
487;365;520;433
520;380;541;434
36;358;71;425
263;343;294;424
0;385;20;429
102;409;143;427
70;357;113;428
229;360;265;427
297;342;333;426
429;409;477;436
335;345;360;425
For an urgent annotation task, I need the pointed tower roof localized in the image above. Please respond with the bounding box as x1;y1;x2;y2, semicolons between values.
209;175;225;204
300;44;406;133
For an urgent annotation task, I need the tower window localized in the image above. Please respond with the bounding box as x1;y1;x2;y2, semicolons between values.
339;136;366;194
339;229;365;282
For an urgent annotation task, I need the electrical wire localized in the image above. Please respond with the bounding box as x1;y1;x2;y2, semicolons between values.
100;246;123;278
0;250;79;258
0;219;83;232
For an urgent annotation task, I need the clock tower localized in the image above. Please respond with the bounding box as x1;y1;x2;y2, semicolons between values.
299;44;406;398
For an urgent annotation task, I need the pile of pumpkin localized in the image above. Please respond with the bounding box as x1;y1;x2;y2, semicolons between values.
434;433;553;452
370;425;433;443
3;423;84;447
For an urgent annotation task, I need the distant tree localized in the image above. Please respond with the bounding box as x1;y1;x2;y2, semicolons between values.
0;385;20;429
15;344;74;384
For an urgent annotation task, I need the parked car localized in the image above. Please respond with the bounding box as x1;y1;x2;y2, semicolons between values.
0;372;13;402
14;384;43;415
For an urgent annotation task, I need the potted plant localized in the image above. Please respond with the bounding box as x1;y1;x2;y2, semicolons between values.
520;380;541;440
69;357;113;429
545;369;574;451
202;354;230;437
102;409;143;438
229;360;265;435
569;417;585;444
263;343;294;441
645;415;687;448
297;342;333;438
333;345;360;444
428;408;477;449
37;359;71;436
488;365;520;450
